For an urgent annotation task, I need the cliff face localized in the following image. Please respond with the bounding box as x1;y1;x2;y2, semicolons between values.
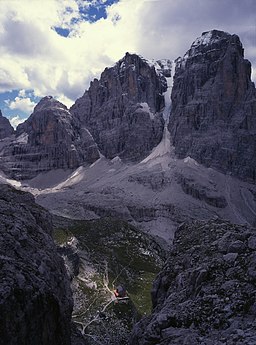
131;218;256;345
71;53;165;161
168;30;256;183
0;110;14;139
0;96;100;179
0;184;73;345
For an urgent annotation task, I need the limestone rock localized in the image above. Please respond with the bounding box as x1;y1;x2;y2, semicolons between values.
130;218;256;344
169;30;256;183
0;96;100;179
0;184;73;345
71;53;165;161
0;110;14;139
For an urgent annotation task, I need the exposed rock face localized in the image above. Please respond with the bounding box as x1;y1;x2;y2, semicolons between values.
0;110;14;139
0;184;73;345
0;96;99;179
71;53;165;161
169;30;256;183
131;218;256;344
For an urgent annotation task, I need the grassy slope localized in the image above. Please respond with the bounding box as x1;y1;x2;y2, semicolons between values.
53;217;165;344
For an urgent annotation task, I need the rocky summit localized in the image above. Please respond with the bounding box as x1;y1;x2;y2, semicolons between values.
0;110;14;139
169;30;256;183
0;96;100;179
71;53;165;161
131;218;256;345
0;184;73;345
0;29;255;345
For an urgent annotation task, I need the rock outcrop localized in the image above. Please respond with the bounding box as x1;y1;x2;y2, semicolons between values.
0;184;73;345
71;53;165;161
131;218;256;344
0;110;14;139
168;30;256;183
0;96;100;179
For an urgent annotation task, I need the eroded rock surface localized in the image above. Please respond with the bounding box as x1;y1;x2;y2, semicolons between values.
0;110;14;139
169;30;256;183
0;184;73;345
71;53;165;161
131;218;256;344
0;97;100;179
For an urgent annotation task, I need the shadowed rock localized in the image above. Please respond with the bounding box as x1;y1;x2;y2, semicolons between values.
131;218;256;344
0;184;73;345
0;110;14;139
169;30;256;183
71;53;165;161
0;96;100;179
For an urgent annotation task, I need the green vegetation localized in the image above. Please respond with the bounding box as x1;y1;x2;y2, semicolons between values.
53;217;165;343
53;228;72;245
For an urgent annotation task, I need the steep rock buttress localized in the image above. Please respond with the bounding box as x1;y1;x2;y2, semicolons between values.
168;30;256;183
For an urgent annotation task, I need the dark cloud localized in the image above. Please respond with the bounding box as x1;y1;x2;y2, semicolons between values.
138;0;256;64
0;18;52;56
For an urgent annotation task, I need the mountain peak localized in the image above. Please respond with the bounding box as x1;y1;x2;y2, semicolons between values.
169;30;256;183
176;29;244;71
191;29;231;48
0;109;14;139
115;53;172;78
34;96;68;113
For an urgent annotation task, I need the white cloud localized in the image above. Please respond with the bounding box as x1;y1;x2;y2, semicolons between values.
0;0;143;104
18;89;26;98
7;97;36;114
0;0;255;113
9;115;25;129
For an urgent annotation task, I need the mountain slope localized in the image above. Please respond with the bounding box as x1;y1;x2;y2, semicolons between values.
131;219;256;345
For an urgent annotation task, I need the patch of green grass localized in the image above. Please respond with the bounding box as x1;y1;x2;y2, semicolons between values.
128;271;157;316
54;217;165;326
53;228;72;245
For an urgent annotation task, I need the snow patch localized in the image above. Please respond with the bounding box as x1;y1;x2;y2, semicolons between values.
162;61;175;124
192;31;214;47
141;125;173;164
141;57;172;77
138;103;154;120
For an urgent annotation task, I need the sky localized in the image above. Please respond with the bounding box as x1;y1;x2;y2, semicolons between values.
0;0;255;128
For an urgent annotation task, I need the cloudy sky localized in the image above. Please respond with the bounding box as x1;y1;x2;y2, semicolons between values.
0;0;255;128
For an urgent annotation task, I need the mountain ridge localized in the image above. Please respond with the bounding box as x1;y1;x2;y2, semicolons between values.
0;29;256;345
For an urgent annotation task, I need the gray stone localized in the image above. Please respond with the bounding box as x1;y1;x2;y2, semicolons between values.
71;53;165;161
130;219;256;344
248;236;256;250
218;231;233;253
228;240;245;253
0;96;100;179
0;184;73;345
168;30;256;183
0;110;14;139
223;253;238;262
